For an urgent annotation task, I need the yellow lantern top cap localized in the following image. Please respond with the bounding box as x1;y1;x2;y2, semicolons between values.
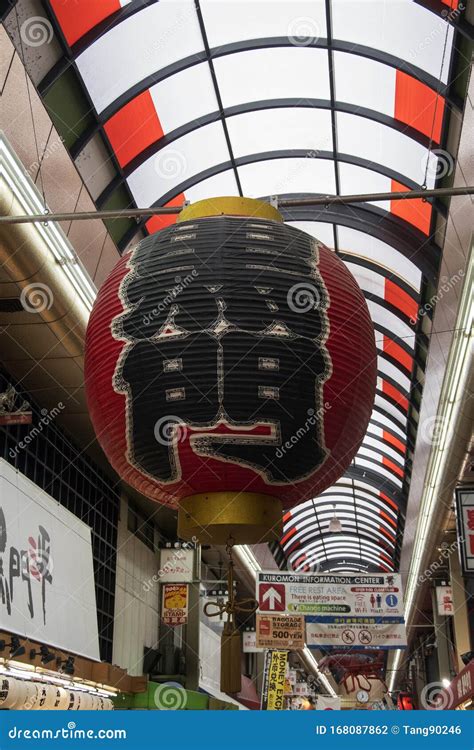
177;196;283;223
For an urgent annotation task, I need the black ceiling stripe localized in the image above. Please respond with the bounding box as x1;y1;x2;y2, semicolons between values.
40;35;461;113
123;149;447;214
342;255;420;301
194;0;243;197
81;98;439;175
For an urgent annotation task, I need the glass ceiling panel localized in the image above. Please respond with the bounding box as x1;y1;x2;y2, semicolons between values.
237;158;337;196
336;112;438;187
126;122;230;206
334;52;397;117
331;0;454;83
226;108;333;157
214;48;331;107
75;1;204;114
337;227;422;291
149;63;219;134
200;0;327;46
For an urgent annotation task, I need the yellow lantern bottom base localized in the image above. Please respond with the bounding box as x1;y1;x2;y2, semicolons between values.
177;492;283;545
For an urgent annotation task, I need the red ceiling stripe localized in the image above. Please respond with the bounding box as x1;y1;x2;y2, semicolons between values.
281;527;297;545
390;179;432;235
382;380;409;412
283;510;292;523
104;90;164;168
382;456;405;479
383;429;406;456
294;554;307;568
380;492;398;513
394;70;445;142
380;510;398;529
383;335;414;372
379;525;396;542
384;278;419;321
50;0;122;46
145;194;185;235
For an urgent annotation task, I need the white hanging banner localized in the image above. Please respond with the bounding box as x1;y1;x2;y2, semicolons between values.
0;459;100;660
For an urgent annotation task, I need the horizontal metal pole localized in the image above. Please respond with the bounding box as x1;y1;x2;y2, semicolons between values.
0;186;472;225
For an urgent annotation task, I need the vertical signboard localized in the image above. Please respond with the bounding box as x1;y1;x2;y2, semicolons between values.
261;650;287;710
455;487;474;575
161;583;188;626
436;585;454;616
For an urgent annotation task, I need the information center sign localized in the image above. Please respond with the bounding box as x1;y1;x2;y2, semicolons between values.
257;571;404;618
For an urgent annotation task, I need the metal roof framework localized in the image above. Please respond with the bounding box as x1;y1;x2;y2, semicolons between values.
7;0;472;573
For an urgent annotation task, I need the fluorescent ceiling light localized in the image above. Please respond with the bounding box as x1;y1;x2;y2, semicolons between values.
0;134;96;312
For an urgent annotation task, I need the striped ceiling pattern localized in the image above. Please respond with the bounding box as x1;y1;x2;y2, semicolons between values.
18;0;470;572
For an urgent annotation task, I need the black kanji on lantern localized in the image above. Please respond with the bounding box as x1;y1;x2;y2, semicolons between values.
113;217;331;484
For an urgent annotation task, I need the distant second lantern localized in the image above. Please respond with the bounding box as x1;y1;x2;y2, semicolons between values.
85;197;376;543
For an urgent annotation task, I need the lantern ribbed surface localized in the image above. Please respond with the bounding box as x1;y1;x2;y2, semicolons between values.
85;212;376;509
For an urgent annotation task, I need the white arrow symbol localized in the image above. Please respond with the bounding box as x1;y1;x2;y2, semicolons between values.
262;587;282;610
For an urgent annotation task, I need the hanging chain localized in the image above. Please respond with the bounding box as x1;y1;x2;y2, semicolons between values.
204;537;258;619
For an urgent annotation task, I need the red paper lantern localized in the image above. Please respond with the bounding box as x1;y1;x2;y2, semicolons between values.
85;197;376;543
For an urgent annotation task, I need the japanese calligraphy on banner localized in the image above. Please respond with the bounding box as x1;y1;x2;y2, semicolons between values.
436;585;454;616
161;583;188;626
306;617;407;650
159;546;194;582
256;614;305;650
0;459;100;660
455;487;474;575
261;650;288;710
257;571;404;617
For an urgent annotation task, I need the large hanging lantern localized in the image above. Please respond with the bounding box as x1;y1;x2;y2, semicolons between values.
85;197;376;544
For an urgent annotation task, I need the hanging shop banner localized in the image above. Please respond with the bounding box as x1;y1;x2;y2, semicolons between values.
161;583;188;626
316;695;341;710
0;459;100;660
436;585;454;616
306;617;407;650
255;614;305;650
243;630;264;653
455;487;474;575
257;571;404;618
159;546;195;582
261;650;288;710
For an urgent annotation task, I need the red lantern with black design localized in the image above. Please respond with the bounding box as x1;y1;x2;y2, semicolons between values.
85;197;376;544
